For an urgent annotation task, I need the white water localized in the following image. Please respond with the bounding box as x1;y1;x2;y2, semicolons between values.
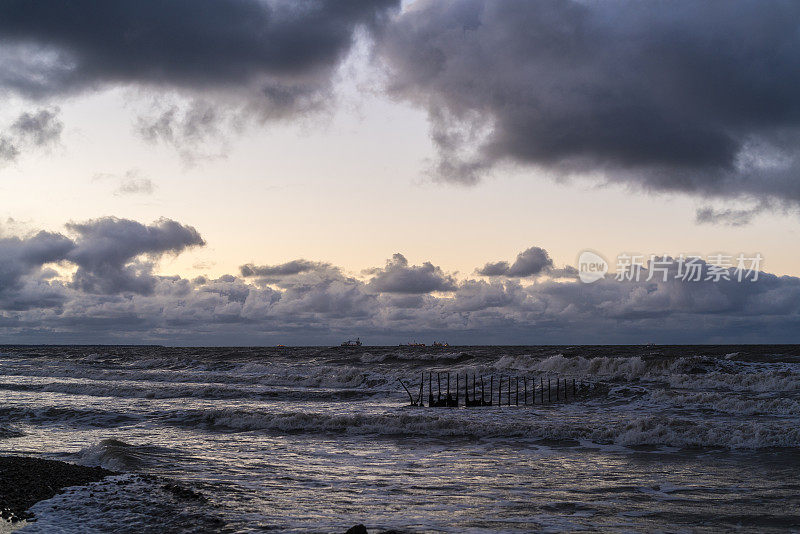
1;345;799;532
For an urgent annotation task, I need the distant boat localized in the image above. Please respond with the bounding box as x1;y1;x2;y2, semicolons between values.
400;341;426;347
432;341;449;347
341;338;362;347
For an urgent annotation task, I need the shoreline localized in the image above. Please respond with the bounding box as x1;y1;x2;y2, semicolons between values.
0;456;115;524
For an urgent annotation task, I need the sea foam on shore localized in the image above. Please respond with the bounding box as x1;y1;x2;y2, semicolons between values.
0;456;114;525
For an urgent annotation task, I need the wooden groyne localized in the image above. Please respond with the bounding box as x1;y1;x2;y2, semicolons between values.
398;372;599;407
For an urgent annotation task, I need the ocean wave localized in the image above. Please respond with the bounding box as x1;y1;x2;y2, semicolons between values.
646;389;800;416
163;407;800;449
0;379;377;402
612;415;800;449
0;424;24;439
4;347;800;452
0;405;137;429
487;354;800;392
71;439;177;471
3;352;797;405
667;367;800;392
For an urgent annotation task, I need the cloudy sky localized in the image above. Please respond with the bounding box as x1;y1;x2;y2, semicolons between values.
1;0;799;344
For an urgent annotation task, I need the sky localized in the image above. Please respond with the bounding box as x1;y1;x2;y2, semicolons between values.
1;0;799;345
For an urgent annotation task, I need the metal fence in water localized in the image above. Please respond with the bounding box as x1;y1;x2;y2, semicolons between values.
399;372;601;407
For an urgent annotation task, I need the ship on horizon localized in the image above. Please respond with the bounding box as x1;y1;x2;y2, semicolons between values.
341;337;362;347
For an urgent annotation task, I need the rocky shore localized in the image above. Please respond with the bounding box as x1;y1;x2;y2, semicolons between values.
345;523;410;534
0;456;114;523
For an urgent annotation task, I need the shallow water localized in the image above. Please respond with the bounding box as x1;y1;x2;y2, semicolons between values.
1;345;799;532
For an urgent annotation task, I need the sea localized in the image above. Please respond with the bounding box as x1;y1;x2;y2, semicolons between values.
1;345;799;533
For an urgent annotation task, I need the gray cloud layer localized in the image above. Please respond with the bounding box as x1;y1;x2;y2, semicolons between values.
0;217;203;309
1;219;798;344
366;253;457;294
0;108;62;163
240;259;328;278
380;0;800;203
11;108;63;146
477;247;553;277
0;0;400;159
2;0;799;212
65;217;205;295
0;0;398;107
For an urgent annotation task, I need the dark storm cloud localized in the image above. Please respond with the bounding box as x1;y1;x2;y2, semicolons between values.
0;230;72;312
65;217;205;294
475;261;510;277
529;262;800;323
379;0;800;203
0;216;207;303
2;234;800;343
366;253;457;294
0;0;399;104
0;0;398;161
274;276;377;319
448;279;522;313
0;231;74;295
477;247;553;277
240;259;327;278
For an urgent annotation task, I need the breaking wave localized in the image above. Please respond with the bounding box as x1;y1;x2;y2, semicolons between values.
2;345;799;453
160;406;800;449
72;439;178;471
